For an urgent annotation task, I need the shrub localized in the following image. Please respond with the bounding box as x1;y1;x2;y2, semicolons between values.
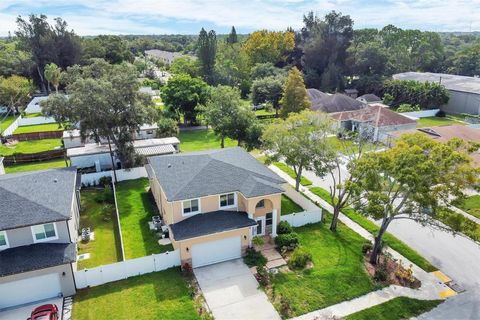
396;103;420;113
252;235;265;246
277;221;293;234
436;110;446;117
362;242;373;254
99;176;112;187
288;247;312;269
255;265;270;287
274;232;299;250
243;247;267;267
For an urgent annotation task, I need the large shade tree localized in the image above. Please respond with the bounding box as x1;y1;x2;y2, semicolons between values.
350;133;478;264
262;110;333;191
0;75;33;114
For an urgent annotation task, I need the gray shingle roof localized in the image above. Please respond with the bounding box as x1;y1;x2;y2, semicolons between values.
170;210;257;241
309;93;366;113
0;243;76;277
0;167;78;230
147;147;285;201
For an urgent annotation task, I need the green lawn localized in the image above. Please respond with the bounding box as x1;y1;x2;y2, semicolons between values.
0;115;16;132
270;219;379;317
14;123;65;134
309;187;437;272
116;178;173;259
0;138;63;156
454;195;480;219
73;268;200;320
435;207;480;242
345;297;442;320
281;194;303;216
4;158;67;173
417;117;464;128
77;189;122;269
178;129;236;153
327;136;377;156
274;162;312;187
255;109;276;116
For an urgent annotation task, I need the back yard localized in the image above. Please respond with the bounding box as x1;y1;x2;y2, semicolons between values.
13;123;65;134
179;129;236;152
417;117;464;128
77;189;122;269
72;268;200;320
0;138;63;155
116;178;173;259
0;115;16;132
269;219;380;317
4;158;67;173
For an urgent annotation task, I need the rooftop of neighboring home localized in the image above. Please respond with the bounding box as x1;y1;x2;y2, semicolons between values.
393;72;480;95
357;93;382;103
66;137;179;157
331;104;417;128
308;90;366;113
146;147;285;201
62;124;160;139
145;49;185;63
0;167;78;231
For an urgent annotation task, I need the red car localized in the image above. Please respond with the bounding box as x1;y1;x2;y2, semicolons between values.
28;304;58;320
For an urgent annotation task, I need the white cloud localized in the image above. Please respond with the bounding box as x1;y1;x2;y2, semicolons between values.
0;0;478;35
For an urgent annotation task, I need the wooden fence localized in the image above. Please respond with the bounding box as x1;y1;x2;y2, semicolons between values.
12;130;63;141
3;149;65;165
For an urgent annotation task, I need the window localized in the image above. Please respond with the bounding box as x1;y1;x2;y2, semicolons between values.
220;193;235;208
266;212;273;226
256;200;265;208
31;223;58;242
183;199;200;215
146;130;153;135
0;231;9;250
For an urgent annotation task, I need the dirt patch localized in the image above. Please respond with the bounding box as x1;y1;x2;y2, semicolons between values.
364;253;421;289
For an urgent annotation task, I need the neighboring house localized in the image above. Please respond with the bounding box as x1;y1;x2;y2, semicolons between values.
0;168;80;310
344;88;359;99
139;86;157;96
145;49;183;65
146;147;285;268
331;104;417;142
0;157;4;175
357;94;383;105
393;72;480;115
25;96;48;114
67;137;180;171
63;124;160;149
390;124;480;166
309;91;366;113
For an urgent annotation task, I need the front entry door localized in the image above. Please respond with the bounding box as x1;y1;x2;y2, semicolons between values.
255;217;266;236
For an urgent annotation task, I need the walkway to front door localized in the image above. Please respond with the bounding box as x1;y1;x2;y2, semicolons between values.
194;259;280;320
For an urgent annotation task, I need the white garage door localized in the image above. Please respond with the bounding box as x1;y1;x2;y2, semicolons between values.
0;273;62;309
191;236;241;268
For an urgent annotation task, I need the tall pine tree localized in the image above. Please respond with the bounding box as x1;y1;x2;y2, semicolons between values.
279;67;311;118
227;26;238;44
197;28;217;84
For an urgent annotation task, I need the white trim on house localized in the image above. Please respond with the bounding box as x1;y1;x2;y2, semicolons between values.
0;230;9;250
181;198;201;217
218;192;237;210
254;216;266;236
31;222;59;243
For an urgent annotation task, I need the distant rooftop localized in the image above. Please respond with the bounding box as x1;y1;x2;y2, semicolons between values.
331;104;416;128
393;72;480;95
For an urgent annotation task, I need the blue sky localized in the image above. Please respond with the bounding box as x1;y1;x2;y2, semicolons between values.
0;0;479;36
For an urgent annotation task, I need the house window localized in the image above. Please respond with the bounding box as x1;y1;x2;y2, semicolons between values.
256;200;265;208
266;212;273;226
0;231;9;250
31;223;58;242
146;130;153;135
220;193;235;208
183;199;200;215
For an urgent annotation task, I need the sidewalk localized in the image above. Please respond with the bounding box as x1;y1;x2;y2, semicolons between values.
269;164;452;320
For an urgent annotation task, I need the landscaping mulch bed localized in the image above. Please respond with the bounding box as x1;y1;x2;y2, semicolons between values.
364;253;421;289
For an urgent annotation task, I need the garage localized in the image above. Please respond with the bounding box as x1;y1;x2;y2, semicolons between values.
0;273;62;310
191;236;241;268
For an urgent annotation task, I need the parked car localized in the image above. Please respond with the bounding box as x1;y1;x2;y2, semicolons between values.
252;103;266;111
27;304;58;320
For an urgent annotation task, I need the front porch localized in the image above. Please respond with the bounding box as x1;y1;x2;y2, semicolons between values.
254;236;286;269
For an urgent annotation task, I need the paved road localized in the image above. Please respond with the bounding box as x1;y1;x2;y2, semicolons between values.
194;259;280;320
301;166;480;319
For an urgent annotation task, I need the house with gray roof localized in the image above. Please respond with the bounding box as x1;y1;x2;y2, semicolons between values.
146;147;285;268
0;167;79;310
308;91;366;113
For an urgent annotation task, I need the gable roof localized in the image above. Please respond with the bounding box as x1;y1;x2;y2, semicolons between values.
357;94;382;103
310;92;366;113
307;88;328;102
0;167;78;231
331;104;416;127
147;147;285;201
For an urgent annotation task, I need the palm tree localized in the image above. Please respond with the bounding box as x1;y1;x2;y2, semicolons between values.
44;63;61;94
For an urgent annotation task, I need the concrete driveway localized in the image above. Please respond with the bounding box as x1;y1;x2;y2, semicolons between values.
194;259;280;320
0;298;63;320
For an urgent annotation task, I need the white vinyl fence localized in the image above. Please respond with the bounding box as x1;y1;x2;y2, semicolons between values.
74;250;181;289
400;109;440;119
1;117;19;136
281;183;323;227
81;166;148;185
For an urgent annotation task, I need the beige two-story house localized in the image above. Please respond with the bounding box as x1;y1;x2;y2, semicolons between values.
0;168;80;310
146;147;285;268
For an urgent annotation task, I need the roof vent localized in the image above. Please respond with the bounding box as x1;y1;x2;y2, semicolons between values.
53;178;58;183
167;163;172;168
